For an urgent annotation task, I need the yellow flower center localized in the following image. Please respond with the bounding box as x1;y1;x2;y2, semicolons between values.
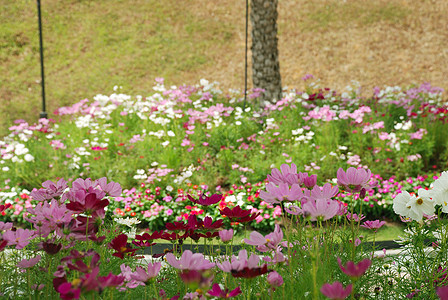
71;278;82;288
416;198;423;205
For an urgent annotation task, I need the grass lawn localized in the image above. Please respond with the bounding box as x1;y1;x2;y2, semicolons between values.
1;0;447;136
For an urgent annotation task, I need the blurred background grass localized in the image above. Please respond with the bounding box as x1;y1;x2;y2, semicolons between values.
1;0;447;136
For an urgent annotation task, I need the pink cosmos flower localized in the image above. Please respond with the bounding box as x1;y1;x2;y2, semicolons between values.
96;177;122;197
302;199;339;221
119;264;144;289
219;229;234;243
0;222;13;231
130;262;161;284
165;250;215;271
267;163;298;186
3;228;34;249
267;271;283;287
260;183;304;204
360;220;386;232
217;249;259;272
285;205;302;216
337;257;371;278
17;255;41;269
30;178;68;201
337;167;373;193
321;281;352;299
244;224;283;252
308;183;339;201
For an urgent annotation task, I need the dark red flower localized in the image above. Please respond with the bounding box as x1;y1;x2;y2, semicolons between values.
238;212;261;223
66;252;100;274
135;231;164;241
160;230;191;242
88;234;106;244
188;193;222;206
0;239;7;252
220;206;259;223
202;216;223;229
66;193;109;218
165;221;189;231
109;234;137;259
189;231;219;242
0;203;11;213
231;265;270;278
220;206;251;219
42;241;62;255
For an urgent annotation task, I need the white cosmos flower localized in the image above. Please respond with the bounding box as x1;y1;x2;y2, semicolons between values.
430;171;448;212
393;191;417;220
393;190;435;221
408;189;435;219
24;154;34;162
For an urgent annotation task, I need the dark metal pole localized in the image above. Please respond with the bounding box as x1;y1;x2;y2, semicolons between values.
243;0;249;110
37;0;47;119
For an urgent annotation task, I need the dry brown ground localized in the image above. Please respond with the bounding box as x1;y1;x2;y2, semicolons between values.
1;0;448;135
203;0;448;94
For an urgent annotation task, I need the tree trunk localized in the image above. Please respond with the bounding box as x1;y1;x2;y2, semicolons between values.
250;0;282;104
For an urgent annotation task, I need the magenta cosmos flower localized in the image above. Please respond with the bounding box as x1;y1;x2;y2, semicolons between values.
187;193;222;206
165;250;215;271
336;167;372;193
298;172;317;189
208;284;242;298
337;257;371;278
360;220;386;232
321;281;352;299
437;286;448;300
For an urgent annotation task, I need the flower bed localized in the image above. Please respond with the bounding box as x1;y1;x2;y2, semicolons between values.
0;164;447;299
0;78;447;229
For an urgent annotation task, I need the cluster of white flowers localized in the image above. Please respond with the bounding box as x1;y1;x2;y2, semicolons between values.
68;155;81;169
225;192;246;207
393;171;448;221
265;118;277;131
394;120;413;131
292;130;314;144
133;169;147;180
0;142;34;163
114;217;141;239
0;188;19;204
173;165;195;184
377;86;405;104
